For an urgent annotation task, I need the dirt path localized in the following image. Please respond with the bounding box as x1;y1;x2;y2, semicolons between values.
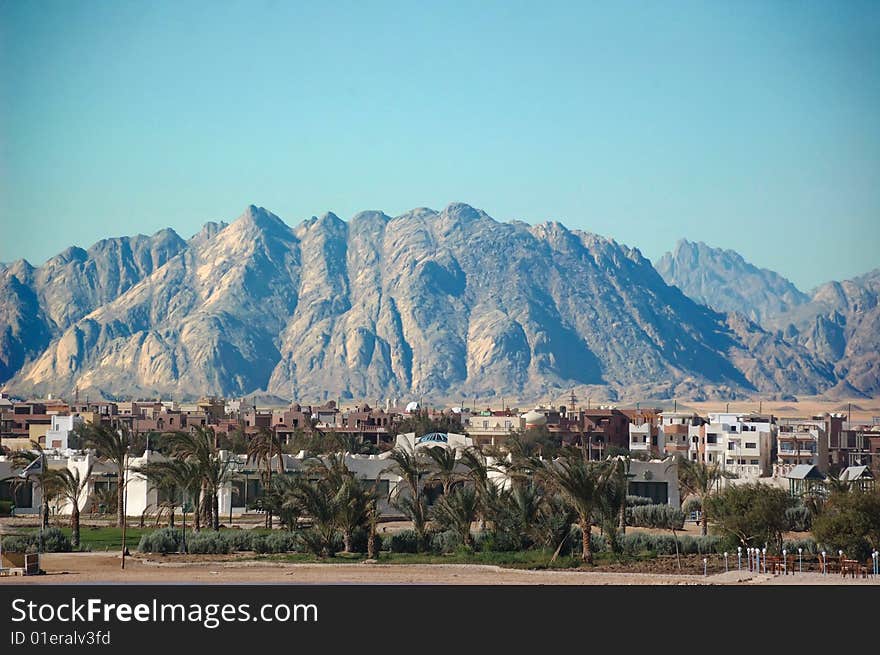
1;552;876;585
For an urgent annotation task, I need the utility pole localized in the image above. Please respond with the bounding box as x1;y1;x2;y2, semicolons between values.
121;453;128;570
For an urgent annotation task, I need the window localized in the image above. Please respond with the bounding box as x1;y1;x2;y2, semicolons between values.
707;434;717;444
750;460;759;465
628;481;668;505
746;442;756;449
728;443;737;450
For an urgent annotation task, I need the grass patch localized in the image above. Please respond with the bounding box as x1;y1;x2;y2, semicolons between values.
70;526;150;551
251;549;592;569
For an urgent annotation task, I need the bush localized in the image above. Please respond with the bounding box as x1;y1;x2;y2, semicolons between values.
617;532;722;556
264;531;300;554
388;530;421;553
137;528;181;554
41;527;72;553
785;506;812;532
626;496;654;507
1;528;71;553
1;534;35;553
0;500;13;516
628;504;685;529
250;534;270;554
186;531;232;554
347;527;369;554
567;525;607;556
430;530;463;554
812;490;880;561
222;529;260;552
476;530;522;553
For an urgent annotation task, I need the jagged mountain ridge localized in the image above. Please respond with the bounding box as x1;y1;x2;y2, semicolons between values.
657;240;879;396
0;229;187;381
656;239;809;323
2;204;839;401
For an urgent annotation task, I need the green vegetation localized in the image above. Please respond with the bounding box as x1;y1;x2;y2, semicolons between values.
704;483;793;553
812;489;880;561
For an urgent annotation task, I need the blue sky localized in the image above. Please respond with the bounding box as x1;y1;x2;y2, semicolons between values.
1;0;878;290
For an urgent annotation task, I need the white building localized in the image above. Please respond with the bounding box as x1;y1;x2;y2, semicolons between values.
43;414;84;452
688;412;775;479
629;422;664;456
465;413;519;448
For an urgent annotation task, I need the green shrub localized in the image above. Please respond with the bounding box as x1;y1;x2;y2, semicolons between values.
618;532;721;556
388;529;421;553
1;528;71;553
476;530;522;553
1;534;35;553
264;531;300;554
628;504;685;529
41;527;72;553
187;531;232;554
0;500;13;516
567;525;607;555
626;495;654;507
137;528;181;554
221;529;259;551
785;506;812;532
430;530;463;554
250;534;269;554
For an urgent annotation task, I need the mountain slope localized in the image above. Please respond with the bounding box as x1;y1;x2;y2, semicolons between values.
766;269;880;396
0;229;187;383
657;239;879;396
3;204;838;401
656;239;809;323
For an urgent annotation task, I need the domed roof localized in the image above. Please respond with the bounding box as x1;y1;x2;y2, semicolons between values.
522;410;547;426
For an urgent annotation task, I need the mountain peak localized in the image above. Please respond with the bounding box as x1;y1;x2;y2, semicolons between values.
236;205;289;233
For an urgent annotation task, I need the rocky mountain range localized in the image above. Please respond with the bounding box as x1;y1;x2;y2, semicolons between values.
0;204;869;402
657;239;879;397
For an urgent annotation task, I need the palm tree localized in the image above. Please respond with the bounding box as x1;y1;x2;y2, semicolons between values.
45;463;92;549
164;426;229;530
135;459;202;530
601;456;631;535
299;454;362;551
9;443;56;529
247;427;285;528
533;448;606;564
425;445;460;496
383;445;431;550
292;475;339;558
365;484;382;559
81;423;133;527
431;487;480;549
677;457;726;536
459;446;494;530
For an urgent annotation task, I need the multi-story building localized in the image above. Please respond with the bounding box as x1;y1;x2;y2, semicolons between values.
624;408;663;457
689;412;775;479
658;411;700;458
829;419;876;474
465;410;519;448
775;417;831;476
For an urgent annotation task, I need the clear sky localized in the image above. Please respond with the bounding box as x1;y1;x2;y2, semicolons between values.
1;0;878;290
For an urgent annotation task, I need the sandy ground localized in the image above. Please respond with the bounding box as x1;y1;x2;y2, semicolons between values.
682;398;879;421
1;552;876;585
